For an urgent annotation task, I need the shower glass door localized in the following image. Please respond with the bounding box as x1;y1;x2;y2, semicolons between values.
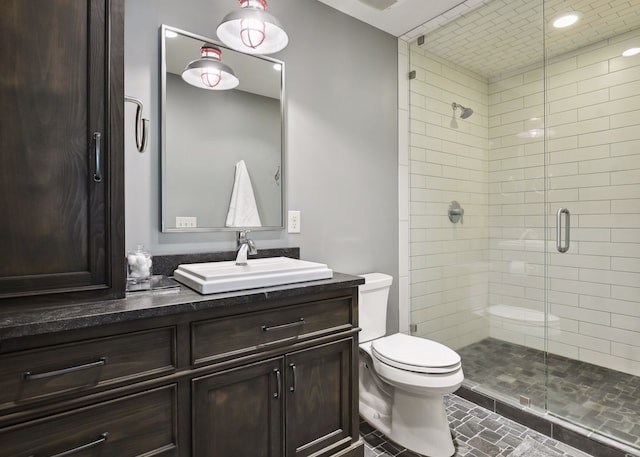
407;0;548;409
409;0;640;451
544;2;640;447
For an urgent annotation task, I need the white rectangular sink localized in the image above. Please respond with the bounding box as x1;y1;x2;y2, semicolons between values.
173;257;333;294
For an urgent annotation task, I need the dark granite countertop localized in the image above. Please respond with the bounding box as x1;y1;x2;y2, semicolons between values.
0;272;364;346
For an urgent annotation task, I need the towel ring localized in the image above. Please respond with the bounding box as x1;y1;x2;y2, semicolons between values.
125;95;149;153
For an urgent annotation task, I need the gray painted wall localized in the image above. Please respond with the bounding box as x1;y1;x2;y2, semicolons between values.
124;0;400;332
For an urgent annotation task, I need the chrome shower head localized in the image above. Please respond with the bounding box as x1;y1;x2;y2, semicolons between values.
452;102;474;119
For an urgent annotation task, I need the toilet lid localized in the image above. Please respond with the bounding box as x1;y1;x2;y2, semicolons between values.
371;333;461;374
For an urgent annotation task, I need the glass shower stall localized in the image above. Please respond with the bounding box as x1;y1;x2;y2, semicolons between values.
408;0;640;450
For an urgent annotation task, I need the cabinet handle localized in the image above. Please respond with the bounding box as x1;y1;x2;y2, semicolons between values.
289;363;296;392
30;432;108;457
93;132;102;183
23;357;107;381
261;318;305;332
273;368;281;399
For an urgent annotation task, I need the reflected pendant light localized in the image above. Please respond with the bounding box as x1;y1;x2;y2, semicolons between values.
181;44;239;90
216;0;288;55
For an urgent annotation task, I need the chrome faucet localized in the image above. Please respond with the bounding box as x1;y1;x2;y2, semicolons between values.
235;230;257;266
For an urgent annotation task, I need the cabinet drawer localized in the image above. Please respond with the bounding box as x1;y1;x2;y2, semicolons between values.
0;327;176;410
0;384;177;457
192;296;352;365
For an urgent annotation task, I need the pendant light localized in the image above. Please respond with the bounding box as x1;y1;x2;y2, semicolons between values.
181;44;239;90
216;0;288;55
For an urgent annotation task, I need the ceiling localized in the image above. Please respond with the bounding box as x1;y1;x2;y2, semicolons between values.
315;0;470;38
318;0;640;79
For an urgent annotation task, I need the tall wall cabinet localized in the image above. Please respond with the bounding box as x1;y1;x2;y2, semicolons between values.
0;0;125;302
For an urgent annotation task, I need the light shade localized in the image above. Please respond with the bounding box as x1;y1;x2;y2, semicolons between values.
217;0;288;55
181;45;239;90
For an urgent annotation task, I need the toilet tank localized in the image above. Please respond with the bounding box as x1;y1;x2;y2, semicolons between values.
358;273;393;343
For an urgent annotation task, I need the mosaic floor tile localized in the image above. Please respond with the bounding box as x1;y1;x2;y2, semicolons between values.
361;394;594;457
457;338;640;449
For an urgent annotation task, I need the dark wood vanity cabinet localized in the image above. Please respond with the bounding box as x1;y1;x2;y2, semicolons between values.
285;339;354;457
0;282;364;457
193;338;354;457
0;385;178;457
193;358;285;457
0;0;125;302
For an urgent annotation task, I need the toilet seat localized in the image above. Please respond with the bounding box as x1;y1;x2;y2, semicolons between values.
371;333;461;374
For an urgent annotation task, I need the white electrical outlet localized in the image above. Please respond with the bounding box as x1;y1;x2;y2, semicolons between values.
176;216;197;228
288;210;301;233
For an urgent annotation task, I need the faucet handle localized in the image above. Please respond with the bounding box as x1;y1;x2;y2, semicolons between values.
237;230;250;245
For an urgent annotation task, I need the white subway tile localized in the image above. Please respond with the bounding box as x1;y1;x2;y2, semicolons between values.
581;321;640;347
549;89;609;114
579;349;640;377
611;257;640;273
550;253;610;270
578;95;640;121
612;285;640;302
547;339;579;359
550;62;609;90
579;66;640;94
612;228;640;243
547;57;577;76
610;80;640;101
550;278;611;298
611;314;640;332
612;170;640;186
547;83;578;103
580;295;639;317
549;173;609;190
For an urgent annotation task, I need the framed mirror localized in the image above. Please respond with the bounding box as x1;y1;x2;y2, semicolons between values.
160;25;285;232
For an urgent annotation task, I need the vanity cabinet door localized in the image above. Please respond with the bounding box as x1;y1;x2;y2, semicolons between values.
285;338;354;457
0;0;125;302
193;358;284;457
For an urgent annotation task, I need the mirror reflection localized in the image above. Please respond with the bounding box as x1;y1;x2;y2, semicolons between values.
161;25;284;232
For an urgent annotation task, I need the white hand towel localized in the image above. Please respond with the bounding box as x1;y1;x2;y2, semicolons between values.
225;160;262;227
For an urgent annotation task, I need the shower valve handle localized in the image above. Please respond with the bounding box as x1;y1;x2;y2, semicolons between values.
448;201;464;224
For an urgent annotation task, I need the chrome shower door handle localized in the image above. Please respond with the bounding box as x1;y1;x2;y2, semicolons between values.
556;208;570;253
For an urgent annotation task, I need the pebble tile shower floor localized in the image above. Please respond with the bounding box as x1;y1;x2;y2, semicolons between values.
360;394;594;457
457;338;640;447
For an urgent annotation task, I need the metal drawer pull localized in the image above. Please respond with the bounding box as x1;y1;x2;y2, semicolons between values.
289;363;297;392
261;318;305;332
23;357;107;381
93;132;102;183
273;368;281;399
31;432;109;457
556;207;570;253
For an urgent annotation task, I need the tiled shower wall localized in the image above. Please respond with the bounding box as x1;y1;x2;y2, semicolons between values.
489;29;640;376
410;28;640;375
408;46;490;350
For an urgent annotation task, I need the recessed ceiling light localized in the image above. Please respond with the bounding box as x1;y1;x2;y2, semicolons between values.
551;12;581;29
622;47;640;57
165;30;178;38
273;63;282;71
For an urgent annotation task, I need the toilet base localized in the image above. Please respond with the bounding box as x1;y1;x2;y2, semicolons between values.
389;390;455;457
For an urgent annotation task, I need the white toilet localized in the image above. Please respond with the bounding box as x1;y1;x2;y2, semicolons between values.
358;273;463;457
